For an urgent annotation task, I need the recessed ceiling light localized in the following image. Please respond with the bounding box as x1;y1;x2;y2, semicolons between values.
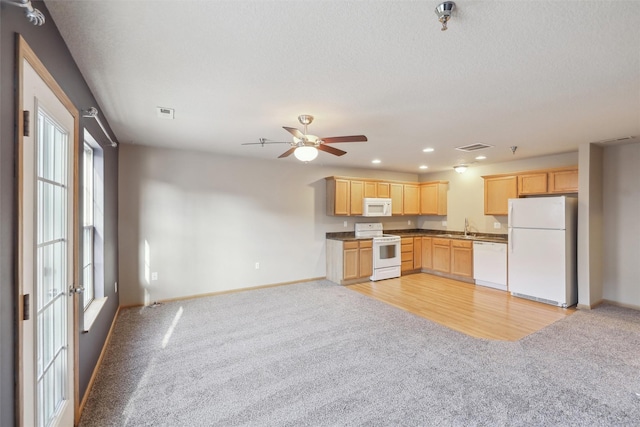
419;165;428;170
422;148;435;153
372;159;381;164
475;155;487;160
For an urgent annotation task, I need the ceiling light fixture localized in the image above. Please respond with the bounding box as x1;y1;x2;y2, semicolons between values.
453;165;468;174
419;165;429;170
423;148;435;153
372;159;381;164
475;155;486;160
435;1;455;31
293;146;318;162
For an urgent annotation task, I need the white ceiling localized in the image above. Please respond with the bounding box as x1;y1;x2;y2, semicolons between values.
44;0;640;173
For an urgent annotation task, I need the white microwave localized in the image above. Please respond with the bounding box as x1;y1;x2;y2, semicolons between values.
362;198;392;217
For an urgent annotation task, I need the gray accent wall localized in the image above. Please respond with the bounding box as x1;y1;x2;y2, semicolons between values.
0;2;119;423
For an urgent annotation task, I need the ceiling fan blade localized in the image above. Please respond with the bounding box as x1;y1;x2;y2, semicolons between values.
318;144;347;157
283;126;305;139
278;147;297;158
320;135;368;144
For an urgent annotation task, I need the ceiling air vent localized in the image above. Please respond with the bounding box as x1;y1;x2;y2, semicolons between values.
455;143;494;152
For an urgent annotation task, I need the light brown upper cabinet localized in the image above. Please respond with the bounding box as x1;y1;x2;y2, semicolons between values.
420;181;448;215
403;184;420;215
350;180;364;216
377;182;391;198
326;177;350;215
364;181;377;198
483;175;518;216
518;173;548;195
549;169;578;193
390;183;404;215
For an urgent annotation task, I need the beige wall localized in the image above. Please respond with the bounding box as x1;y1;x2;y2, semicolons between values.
119;144;636;308
118;144;419;306
602;142;639;307
417;151;579;234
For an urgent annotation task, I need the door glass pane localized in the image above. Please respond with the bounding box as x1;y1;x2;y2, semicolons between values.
36;108;68;427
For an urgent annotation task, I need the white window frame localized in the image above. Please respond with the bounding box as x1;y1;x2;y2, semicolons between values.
82;142;95;309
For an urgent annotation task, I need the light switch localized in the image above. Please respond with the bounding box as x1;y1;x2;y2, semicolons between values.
151;272;158;281
494;222;501;229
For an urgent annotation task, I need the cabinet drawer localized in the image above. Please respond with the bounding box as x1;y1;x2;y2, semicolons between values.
358;239;373;248
432;238;451;246
451;240;472;248
344;241;359;250
401;259;414;272
401;243;413;253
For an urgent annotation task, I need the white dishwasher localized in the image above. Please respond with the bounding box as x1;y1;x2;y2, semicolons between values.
473;241;508;291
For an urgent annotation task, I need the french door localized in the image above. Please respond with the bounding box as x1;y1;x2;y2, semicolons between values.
18;37;79;427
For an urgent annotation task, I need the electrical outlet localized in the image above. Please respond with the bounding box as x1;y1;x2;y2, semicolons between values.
255;262;260;270
343;221;348;228
151;272;158;281
408;220;412;225
114;281;118;293
442;221;447;226
494;222;501;229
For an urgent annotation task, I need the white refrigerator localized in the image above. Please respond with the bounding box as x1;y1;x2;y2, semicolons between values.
507;196;578;307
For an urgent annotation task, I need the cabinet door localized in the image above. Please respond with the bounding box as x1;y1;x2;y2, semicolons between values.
432;238;451;273
350;180;364;216
343;241;359;280
403;184;420;215
364;181;377;198
413;237;422;269
549;169;578;193
484;176;517;215
327;178;350;216
420;183;438;215
377;182;390;198
451;240;473;277
421;237;433;269
518;173;547;195
359;246;373;278
390;183;404;215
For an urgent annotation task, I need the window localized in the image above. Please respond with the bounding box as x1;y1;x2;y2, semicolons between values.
81;131;106;331
82;143;94;309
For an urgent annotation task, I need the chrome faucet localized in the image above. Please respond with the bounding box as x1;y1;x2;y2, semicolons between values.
464;217;469;237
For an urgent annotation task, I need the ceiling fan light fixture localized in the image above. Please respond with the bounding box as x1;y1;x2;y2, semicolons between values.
453;164;468;174
294;146;318;162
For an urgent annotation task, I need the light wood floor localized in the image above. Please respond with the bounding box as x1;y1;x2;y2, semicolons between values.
348;273;575;341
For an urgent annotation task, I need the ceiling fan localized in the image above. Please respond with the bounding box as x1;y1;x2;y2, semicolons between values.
242;115;367;162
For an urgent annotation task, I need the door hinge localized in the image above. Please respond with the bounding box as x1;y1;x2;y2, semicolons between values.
23;110;30;137
23;294;30;321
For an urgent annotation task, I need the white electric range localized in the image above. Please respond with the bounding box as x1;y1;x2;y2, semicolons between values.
355;223;401;281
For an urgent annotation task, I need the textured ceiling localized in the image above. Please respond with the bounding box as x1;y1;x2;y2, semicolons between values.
44;0;640;173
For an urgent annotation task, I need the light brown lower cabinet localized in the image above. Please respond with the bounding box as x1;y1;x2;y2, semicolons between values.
421;237;433;270
451;240;473;278
343;240;373;280
326;239;373;285
401;237;414;273
432;238;451;273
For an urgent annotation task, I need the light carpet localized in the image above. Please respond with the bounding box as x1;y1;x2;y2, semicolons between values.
79;280;640;426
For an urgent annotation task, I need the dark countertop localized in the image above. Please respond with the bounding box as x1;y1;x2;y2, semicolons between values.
326;228;508;244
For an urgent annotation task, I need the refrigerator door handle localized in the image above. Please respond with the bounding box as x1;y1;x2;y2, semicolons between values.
508;228;513;253
508;201;513;228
